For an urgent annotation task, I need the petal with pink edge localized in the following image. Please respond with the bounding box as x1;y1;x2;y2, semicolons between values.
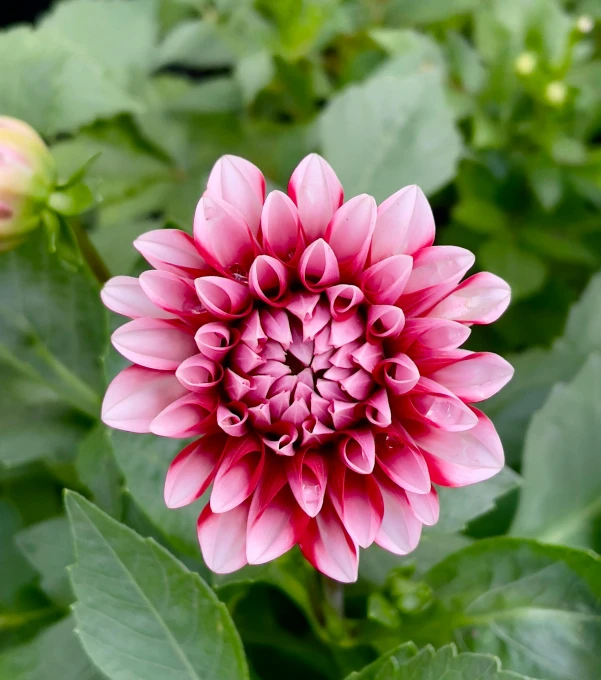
206;155;265;235
366;305;405;342
370;185;434;263
176;354;224;393
376;436;431;494
249;255;290;306
194;322;240;362
338;428;376;474
299;498;358;583
195;276;252;320
406;487;439;526
138;270;205;319
164;433;228;508
210;435;264;513
326;194;376;274
216;401;250;437
134;229;209;277
150;392;217;438
429;352;514;402
325;284;364;321
288;154;343;242
111;319;196;371
261;190;305;266
407;377;479;432
287;447;328;517
101;276;175;319
360;254;413;305
102;366;187;433
375;477;423;555
400;318;471;352
374;353;420;395
197;501;250;573
428;272;511;324
298;239;340;292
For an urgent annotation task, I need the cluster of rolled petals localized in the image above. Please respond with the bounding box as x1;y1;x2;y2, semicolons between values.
101;153;513;582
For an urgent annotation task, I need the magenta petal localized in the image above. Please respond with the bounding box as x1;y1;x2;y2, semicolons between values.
216;401;249;437
101;276;175;319
376;437;431;493
375;353;420;395
408;377;479;432
340;368;373;401
329;466;384;549
210;435;264;513
329;314;365;349
102;366;187;433
325;284;364;321
351;342;383;373
329;400;361;430
261;421;298;456
339;428;376;474
150;392;217;438
111;318;196;370
375;477;423;555
400;318;471;352
195;276;252;319
415;408;504;486
366;305;405;342
261;190;304;265
299;498;358;583
370;185;434;263
164;433;228;508
325;194;376;274
286;291;320;322
302;301;331;341
365;388;392;427
206;155;265;235
301;416;334;445
176;354;224;393
134;229;209;277
197;501;249;573
193;195;259;275
428;272;511;324
239;309;267;351
287;448;328;517
260;308;292;349
429;352;514;402
298;239;340;292
288;154;343;243
249;255;290;306
195;322;240;362
138;270;205;319
360;255;413;305
406;487;439;526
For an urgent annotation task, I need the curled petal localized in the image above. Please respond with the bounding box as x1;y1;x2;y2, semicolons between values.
139;270;205;320
249;255;290;306
429;352;514;402
193;195;259;276
428;272;511;324
134;229;209;277
195;322;240;362
351;341;384;373
375;477;423;555
150;392;217;438
247;468;310;564
164;433;228;508
176;354;224;393
195;276;252;320
340;369;373;401
360;255;413;305
102;366;187;433
370;185;434;263
111;319;196;371
326;284;364;321
329;400;361;430
406;487;439;526
414;408;504;486
298;239;340;292
197;501;249;574
248;402;271;428
217;401;249;437
299;498;358;583
366;305;405;343
101;276;175;319
376;435;431;494
399;318;471;352
224;369;252;401
260;308;292;350
325;194;376;274
407;377;479;432
339;428;375;474
261;421;298;456
240;309;267;352
329;465;384;548
329;314;365;349
211;435;265;513
399;246;475;317
287;448;328;517
206;155;265;235
301;416;334;445
365;388;392;428
288;153;343;242
261;190;304;265
374;353;419;395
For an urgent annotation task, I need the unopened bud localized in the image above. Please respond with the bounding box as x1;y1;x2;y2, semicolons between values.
576;15;594;34
514;52;537;76
545;81;568;106
0;117;56;251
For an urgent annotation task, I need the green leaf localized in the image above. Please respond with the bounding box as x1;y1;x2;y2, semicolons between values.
479;241;548;301
154;19;236;69
48;183;96;217
0;616;103;680
0;238;107;418
15;517;74;607
320;71;461;202
349;644;535;680
0;27;139;136
39;0;158;89
0;500;37;609
66;491;250;680
383;0;479;24
390;539;601;680
110;430;200;557
452;198;509;235
370;29;446;79
345;642;418;680
511;355;601;550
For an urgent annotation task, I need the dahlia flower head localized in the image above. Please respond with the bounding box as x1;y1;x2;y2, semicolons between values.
101;154;513;583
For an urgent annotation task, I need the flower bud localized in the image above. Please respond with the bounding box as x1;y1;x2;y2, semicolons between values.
545;81;568;106
514;52;537;76
0;117;56;250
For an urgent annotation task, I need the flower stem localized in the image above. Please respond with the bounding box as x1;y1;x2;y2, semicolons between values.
71;220;111;283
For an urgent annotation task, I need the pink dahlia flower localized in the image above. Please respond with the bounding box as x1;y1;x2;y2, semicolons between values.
101;154;513;582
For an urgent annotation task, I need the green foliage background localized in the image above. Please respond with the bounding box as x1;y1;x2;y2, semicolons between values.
0;0;600;678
